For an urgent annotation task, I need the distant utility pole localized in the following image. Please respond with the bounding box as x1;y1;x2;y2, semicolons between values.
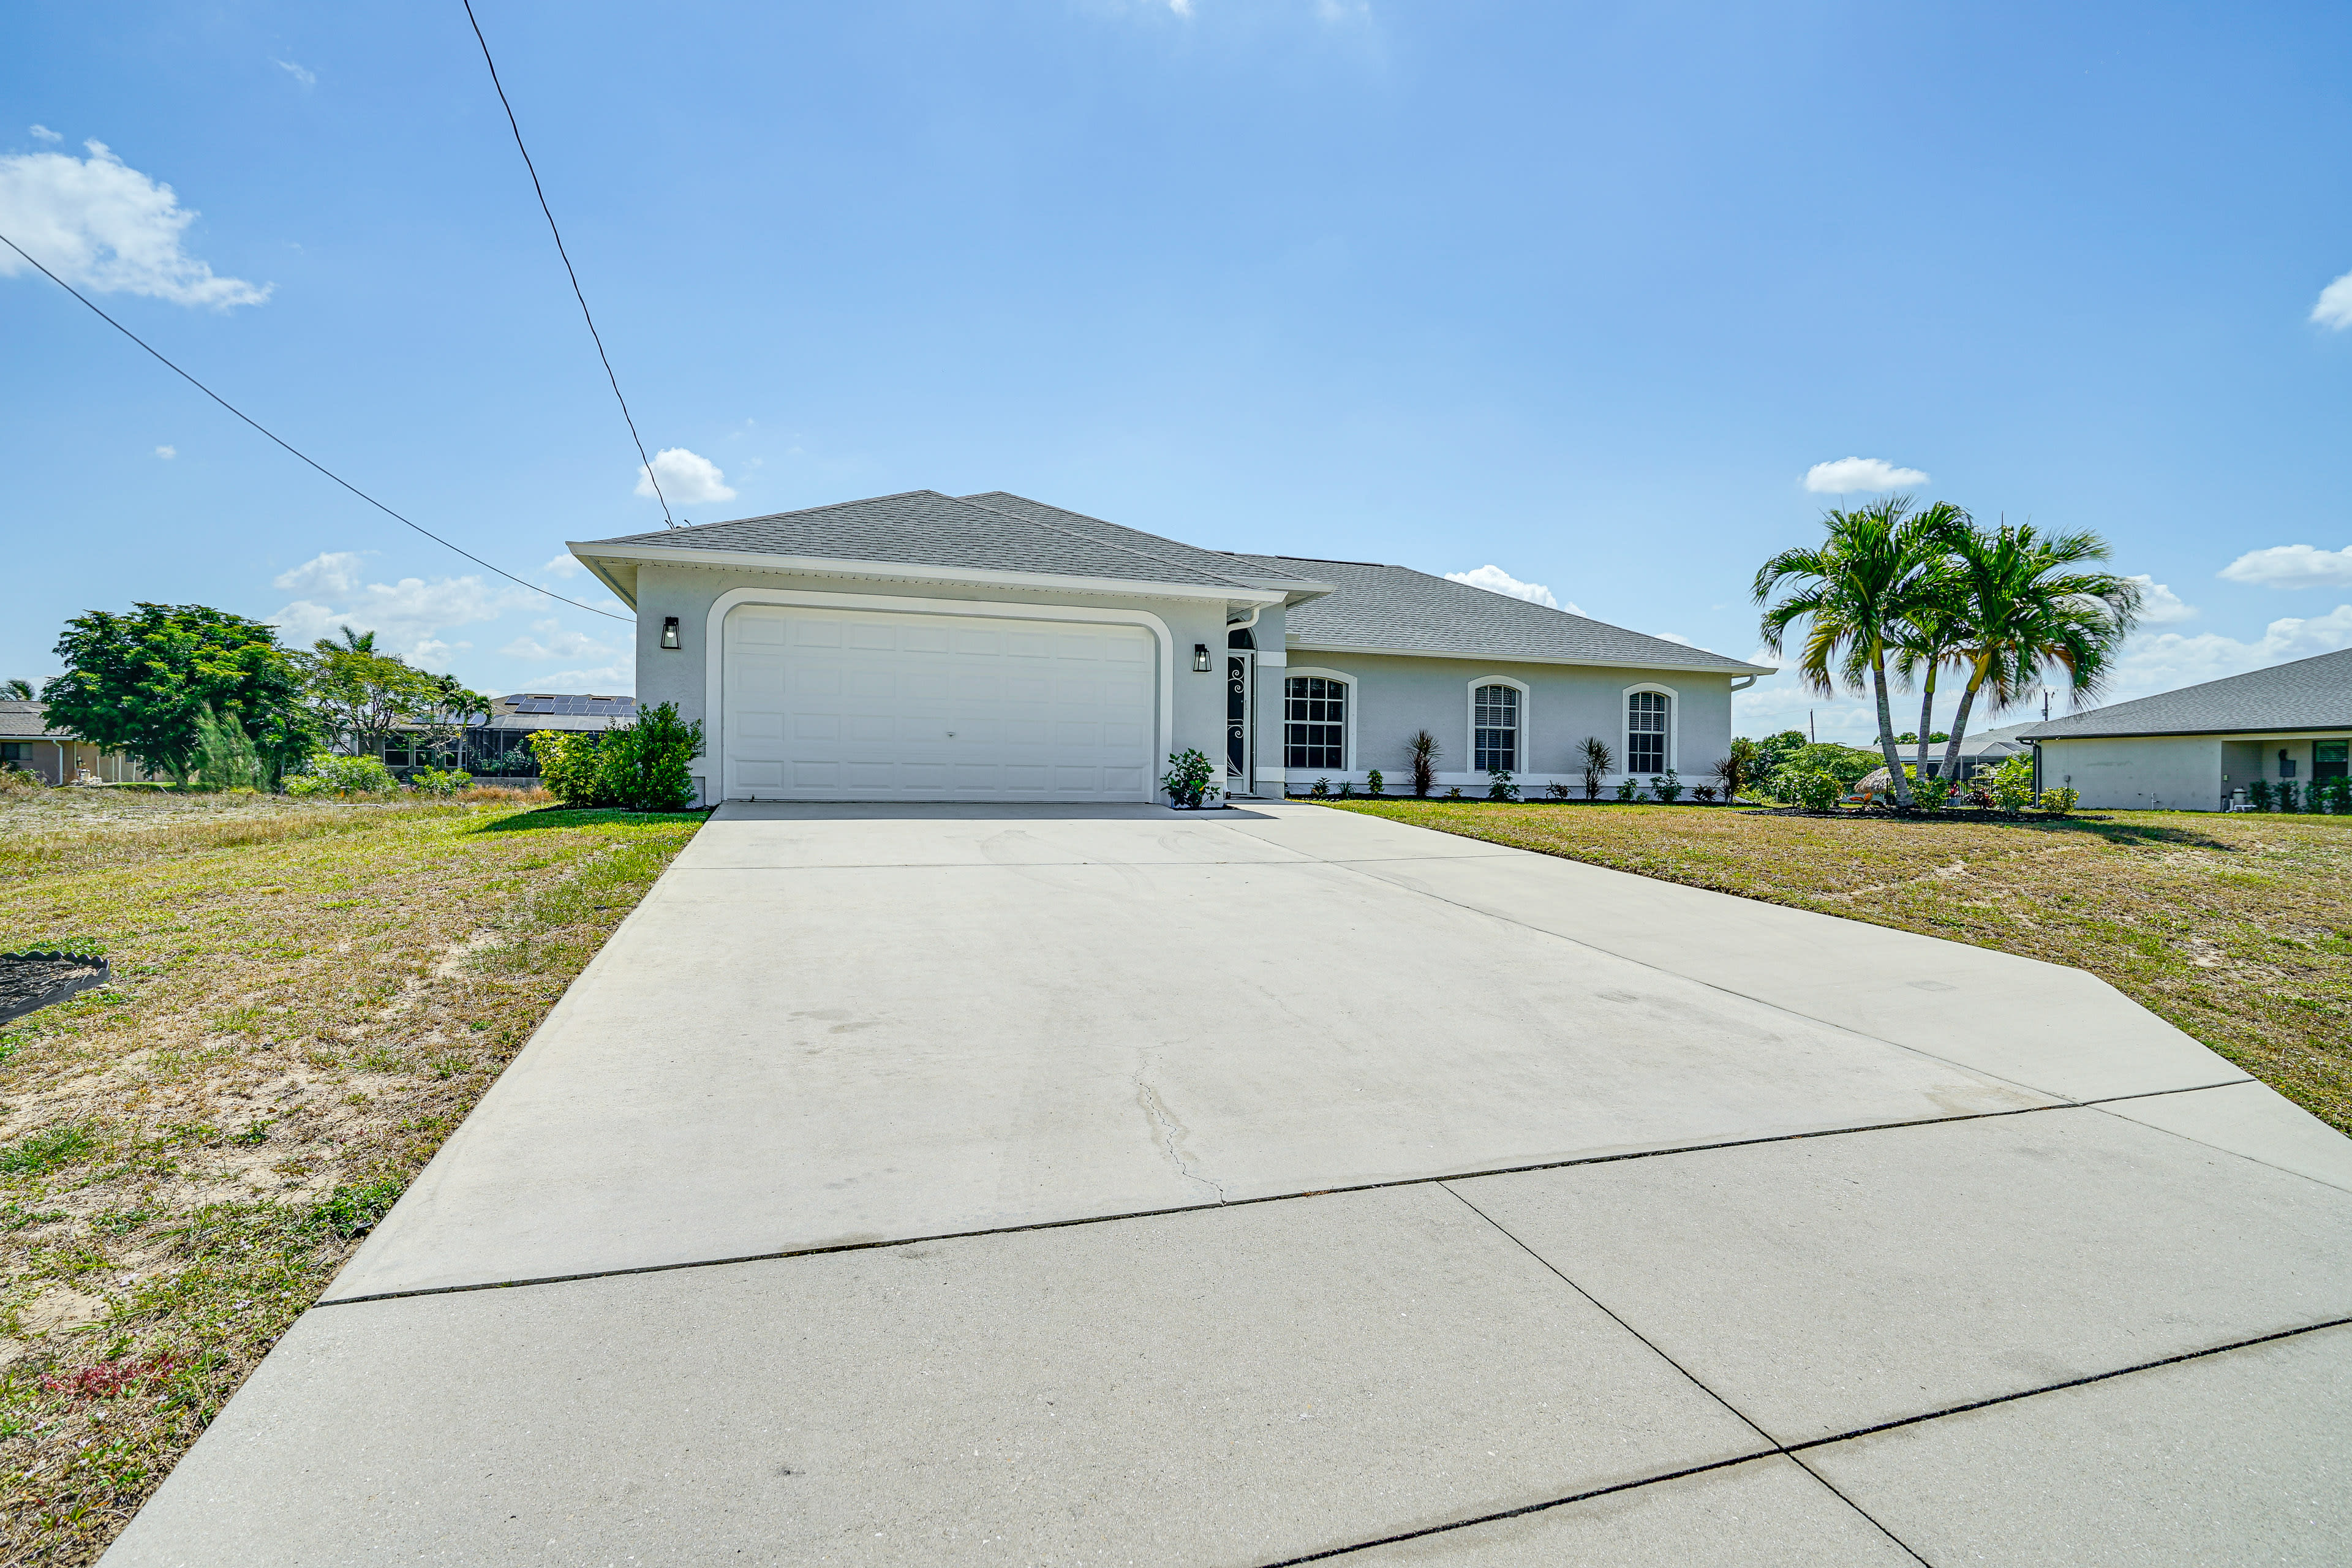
1809;709;1817;744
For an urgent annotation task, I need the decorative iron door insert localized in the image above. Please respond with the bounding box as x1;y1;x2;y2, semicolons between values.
1226;654;1252;789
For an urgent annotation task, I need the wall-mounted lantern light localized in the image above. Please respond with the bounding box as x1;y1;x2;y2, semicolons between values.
660;616;681;650
1193;643;1211;673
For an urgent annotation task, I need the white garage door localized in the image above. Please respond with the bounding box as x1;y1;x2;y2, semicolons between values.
722;605;1158;801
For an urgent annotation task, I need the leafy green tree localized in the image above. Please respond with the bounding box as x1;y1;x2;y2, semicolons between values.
43;603;314;786
1749;729;1808;783
1934;522;2141;783
413;672;489;768
1755;498;1954;807
304;644;443;760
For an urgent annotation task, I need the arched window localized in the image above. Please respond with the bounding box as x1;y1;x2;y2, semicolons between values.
1627;690;1669;774
1284;676;1347;769
1472;684;1520;772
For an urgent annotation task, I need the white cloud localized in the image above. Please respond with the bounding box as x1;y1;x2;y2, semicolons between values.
272;58;317;88
268;565;522;663
500;621;616;661
1444;564;1581;614
154;444;175;459
1803;456;1929;495
272;550;370;597
636;447;734;504
29;126;61;143
2123;575;2196;624
2218;543;2352;590
534;663;633;692
2313;270;2352;331
0;140;270;307
2105;606;2352;704
1169;0;1194;14
541;552;584;579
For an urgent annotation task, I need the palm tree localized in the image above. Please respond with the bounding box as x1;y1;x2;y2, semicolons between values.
1935;521;2141;783
1754;497;1951;807
1885;502;1977;782
313;625;378;655
2;678;33;699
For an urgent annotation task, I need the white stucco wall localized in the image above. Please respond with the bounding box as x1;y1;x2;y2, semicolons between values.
628;562;1238;803
2038;737;2224;811
1263;647;1741;794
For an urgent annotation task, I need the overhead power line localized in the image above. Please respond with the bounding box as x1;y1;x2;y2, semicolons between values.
0;230;631;624
462;0;675;528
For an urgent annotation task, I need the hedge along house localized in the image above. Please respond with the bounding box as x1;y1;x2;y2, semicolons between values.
567;491;1768;806
2021;646;2352;812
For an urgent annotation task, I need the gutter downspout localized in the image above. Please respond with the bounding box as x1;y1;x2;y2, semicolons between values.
1224;604;1264;797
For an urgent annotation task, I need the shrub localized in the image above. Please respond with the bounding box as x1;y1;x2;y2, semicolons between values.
1161;747;1221;808
1912;775;1954;813
408;768;473;796
1785;769;1843;813
1365;767;1384;796
1988;755;2037;815
1614;777;1637;801
1336;778;1354;798
284;753;398;797
1545;779;1574;799
1580;737;1613;801
1409;731;1439;797
2279;780;2302;813
1310;776;1332;799
1487;768;1518;802
2036;785;2079;816
191;704;266;791
0;764;44;793
2326;777;2352;814
529;731;608;807
1445;786;1461;800
2247;778;2273;812
1692;785;1716;802
1653;770;1683;804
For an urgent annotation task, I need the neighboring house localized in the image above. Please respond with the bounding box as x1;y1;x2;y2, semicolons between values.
1915;719;2040;780
2021;647;2351;811
568;490;1768;805
0;701;162;784
379;693;638;774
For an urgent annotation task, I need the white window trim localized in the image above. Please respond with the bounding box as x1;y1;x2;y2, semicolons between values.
1621;681;1680;778
1466;676;1531;776
702;587;1175;803
1282;666;1357;776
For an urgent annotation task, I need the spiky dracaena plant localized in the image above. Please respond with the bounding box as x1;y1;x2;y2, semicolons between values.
1754;497;1956;808
1933;521;2141;784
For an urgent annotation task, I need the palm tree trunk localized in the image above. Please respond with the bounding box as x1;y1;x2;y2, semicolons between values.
1871;654;1912;805
1939;665;1985;786
1915;666;1938;782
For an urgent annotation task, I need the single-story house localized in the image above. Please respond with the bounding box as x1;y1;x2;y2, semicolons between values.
0;700;161;785
567;490;1768;805
1913;719;2040;780
2021;647;2351;811
379;693;638;774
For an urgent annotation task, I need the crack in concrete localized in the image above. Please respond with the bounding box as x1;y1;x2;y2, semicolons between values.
1134;1063;1226;1203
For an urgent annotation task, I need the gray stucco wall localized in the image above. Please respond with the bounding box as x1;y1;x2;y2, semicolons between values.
2039;736;2224;811
628;562;1238;803
1260;647;1740;794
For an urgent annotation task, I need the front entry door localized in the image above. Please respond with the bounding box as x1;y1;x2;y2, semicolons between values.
1226;651;1252;794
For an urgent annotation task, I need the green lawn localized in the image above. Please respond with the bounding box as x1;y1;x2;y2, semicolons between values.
0;790;701;1564
1329;798;2352;1137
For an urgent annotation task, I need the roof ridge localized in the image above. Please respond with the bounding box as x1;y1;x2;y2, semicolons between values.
960;493;1283;593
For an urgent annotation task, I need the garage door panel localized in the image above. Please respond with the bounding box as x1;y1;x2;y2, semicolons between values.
726;606;1156;801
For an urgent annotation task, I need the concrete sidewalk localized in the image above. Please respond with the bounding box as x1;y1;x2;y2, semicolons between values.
105;803;2352;1565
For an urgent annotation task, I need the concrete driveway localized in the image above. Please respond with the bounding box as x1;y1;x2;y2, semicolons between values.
108;803;2352;1565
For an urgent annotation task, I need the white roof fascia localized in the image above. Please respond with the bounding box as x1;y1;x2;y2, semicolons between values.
1286;638;1775;677
2034;726;2352;742
567;542;1291;607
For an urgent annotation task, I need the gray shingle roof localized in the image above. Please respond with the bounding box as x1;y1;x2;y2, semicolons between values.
0;701;65;740
959;493;1324;592
1229;556;1768;673
2023;647;2352;739
583;490;1287;592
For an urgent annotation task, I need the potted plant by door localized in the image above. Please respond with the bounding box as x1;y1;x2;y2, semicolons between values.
1161;748;1223;810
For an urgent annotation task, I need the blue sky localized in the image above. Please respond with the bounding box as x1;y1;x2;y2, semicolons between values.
6;1;2349;740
